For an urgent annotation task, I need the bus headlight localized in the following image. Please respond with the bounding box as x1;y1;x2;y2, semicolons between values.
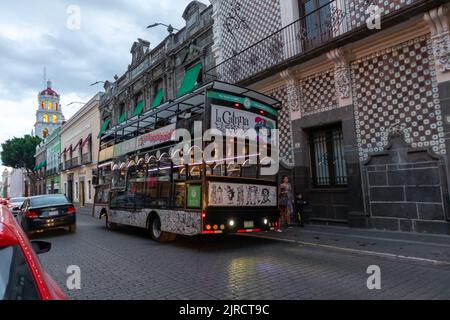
263;218;268;225
229;220;235;227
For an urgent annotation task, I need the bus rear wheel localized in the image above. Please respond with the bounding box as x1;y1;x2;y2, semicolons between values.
149;215;176;242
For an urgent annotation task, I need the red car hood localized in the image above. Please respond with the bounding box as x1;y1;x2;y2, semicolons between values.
0;206;66;300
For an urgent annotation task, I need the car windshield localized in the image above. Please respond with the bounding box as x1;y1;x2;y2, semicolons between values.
30;195;70;208
0;245;40;300
10;198;25;204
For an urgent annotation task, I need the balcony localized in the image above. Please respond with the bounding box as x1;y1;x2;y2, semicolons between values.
82;153;92;165
206;0;441;85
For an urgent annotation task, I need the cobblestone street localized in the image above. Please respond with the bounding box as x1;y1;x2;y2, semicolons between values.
38;210;450;300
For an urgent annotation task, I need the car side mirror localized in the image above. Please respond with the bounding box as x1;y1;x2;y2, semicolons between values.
31;241;52;255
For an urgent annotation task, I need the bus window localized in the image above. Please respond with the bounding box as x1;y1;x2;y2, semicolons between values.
112;167;126;189
259;158;277;182
241;163;258;179
174;183;185;207
158;166;171;207
226;163;241;177
173;165;187;180
99;166;112;185
205;163;215;176
189;165;202;180
134;163;146;208
110;190;127;208
146;162;158;206
94;185;109;204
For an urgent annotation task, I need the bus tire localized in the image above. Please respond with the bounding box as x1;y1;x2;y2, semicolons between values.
105;213;118;231
149;214;176;242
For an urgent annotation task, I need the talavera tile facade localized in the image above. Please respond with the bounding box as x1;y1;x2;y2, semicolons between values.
211;0;450;234
352;35;446;161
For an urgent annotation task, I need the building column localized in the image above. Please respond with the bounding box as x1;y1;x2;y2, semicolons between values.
327;48;367;226
425;5;450;219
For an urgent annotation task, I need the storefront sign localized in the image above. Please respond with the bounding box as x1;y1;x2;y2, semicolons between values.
211;105;276;139
99;146;114;162
208;182;277;207
136;123;176;150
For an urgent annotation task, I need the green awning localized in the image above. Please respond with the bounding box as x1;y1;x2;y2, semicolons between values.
118;112;127;124
98;119;111;138
133;101;144;117
177;63;202;97
35;160;46;171
151;89;164;109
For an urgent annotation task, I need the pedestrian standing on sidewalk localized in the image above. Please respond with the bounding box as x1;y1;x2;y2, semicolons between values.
278;175;294;231
295;193;307;227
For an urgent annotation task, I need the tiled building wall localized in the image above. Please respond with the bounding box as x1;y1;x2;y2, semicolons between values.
352;35;446;161
299;70;339;117
213;0;282;61
265;85;295;168
349;0;418;28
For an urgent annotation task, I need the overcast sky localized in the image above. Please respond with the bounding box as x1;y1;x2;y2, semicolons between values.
0;0;201;169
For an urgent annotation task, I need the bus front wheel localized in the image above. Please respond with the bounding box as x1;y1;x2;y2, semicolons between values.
105;213;118;231
149;215;176;242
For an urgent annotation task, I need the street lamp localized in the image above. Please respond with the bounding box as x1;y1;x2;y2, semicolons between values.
147;22;179;34
66;101;86;107
90;81;106;86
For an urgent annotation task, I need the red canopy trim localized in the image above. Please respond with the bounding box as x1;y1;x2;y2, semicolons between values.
81;134;92;148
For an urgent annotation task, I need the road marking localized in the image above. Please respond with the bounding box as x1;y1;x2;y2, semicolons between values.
297;229;450;249
243;234;450;266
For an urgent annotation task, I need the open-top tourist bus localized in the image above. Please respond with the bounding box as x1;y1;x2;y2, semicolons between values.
93;81;281;241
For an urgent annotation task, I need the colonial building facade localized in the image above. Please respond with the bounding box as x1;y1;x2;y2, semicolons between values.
60;94;101;207
45;127;61;194
98;1;214;145
33;142;47;195
209;0;450;234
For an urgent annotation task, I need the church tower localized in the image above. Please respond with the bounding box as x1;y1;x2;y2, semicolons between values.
35;80;63;139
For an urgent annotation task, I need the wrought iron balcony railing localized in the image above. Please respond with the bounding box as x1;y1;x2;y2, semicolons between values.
206;0;428;84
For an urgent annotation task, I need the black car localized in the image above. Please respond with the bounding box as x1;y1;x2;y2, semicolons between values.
9;197;26;217
18;194;76;235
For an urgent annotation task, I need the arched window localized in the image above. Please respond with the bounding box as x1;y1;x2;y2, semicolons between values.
55;103;58;111
41;101;45;109
52;115;58;123
48;101;53;110
42;128;49;138
43;114;49;123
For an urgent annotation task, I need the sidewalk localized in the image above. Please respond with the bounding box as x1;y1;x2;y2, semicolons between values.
245;224;450;265
74;204;93;216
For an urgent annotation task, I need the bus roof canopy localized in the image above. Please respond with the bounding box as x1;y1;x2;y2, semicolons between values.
101;81;281;140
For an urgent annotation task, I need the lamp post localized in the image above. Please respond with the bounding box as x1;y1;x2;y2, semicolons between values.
66;102;86;108
90;81;106;86
147;22;180;34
